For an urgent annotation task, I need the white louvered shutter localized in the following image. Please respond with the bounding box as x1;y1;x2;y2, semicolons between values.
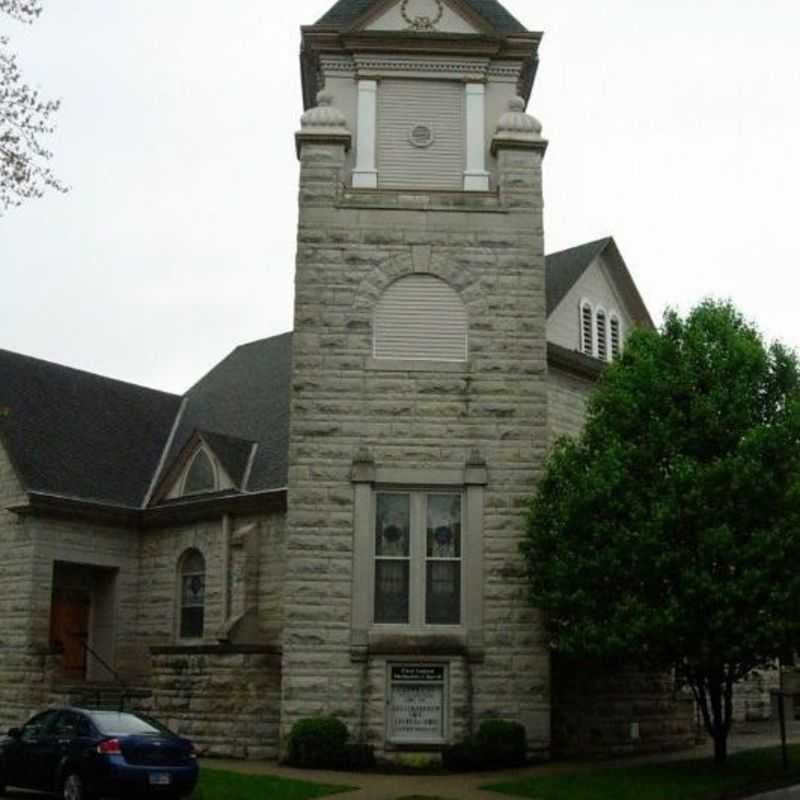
377;79;465;190
374;275;467;362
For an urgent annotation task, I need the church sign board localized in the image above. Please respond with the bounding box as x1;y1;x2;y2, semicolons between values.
387;664;447;743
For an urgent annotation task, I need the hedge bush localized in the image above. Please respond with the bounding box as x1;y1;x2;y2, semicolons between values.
286;716;349;769
285;716;375;770
443;719;527;771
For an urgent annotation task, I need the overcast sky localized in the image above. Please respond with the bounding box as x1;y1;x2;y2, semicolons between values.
2;0;798;394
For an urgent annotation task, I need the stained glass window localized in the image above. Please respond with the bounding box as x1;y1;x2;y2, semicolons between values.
425;495;461;625
374;494;410;624
179;549;205;639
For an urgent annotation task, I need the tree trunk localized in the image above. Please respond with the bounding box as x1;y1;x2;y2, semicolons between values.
689;670;732;765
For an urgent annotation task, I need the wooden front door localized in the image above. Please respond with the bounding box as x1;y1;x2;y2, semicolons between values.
50;589;90;676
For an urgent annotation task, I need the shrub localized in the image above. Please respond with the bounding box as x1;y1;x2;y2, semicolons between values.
443;720;527;771
343;742;376;770
476;719;527;768
286;716;349;769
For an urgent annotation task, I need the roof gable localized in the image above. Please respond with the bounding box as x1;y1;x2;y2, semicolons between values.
316;0;527;34
0;349;182;507
545;237;653;328
359;0;486;34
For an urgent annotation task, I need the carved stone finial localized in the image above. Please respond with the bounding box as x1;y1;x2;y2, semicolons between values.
491;96;547;156
295;89;352;158
496;96;543;137
300;91;348;131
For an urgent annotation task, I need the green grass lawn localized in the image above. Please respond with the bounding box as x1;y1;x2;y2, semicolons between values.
484;745;800;800
194;767;354;800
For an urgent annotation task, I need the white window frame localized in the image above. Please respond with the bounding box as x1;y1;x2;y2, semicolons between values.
609;312;622;359
580;298;594;356
371;490;464;631
595;306;608;362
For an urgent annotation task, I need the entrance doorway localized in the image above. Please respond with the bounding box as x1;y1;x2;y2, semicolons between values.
49;562;118;682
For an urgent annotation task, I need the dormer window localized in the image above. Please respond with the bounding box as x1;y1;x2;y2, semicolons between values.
182;449;217;495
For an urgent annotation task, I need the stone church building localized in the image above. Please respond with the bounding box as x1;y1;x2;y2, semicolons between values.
2;0;769;761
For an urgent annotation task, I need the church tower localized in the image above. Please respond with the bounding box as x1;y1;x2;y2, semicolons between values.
285;0;550;757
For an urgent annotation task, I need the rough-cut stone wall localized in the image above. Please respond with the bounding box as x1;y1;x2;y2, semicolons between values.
140;651;281;760
284;137;550;756
732;668;779;723
552;658;696;757
0;444;41;728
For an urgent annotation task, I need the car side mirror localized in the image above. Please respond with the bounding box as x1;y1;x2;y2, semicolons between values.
7;728;21;739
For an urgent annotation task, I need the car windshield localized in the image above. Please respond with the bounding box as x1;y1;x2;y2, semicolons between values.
88;712;173;737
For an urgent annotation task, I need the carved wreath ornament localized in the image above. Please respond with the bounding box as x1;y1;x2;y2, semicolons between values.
401;0;444;31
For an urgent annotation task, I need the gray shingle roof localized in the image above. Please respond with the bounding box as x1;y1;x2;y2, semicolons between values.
545;237;612;317
545;237;654;328
199;430;256;489
166;333;292;494
0;349;182;507
316;0;527;33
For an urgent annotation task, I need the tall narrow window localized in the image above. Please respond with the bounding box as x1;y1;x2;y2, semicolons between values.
425;494;462;625
596;309;608;361
610;315;622;359
374;494;411;624
580;301;594;356
183;449;216;495
179;549;205;639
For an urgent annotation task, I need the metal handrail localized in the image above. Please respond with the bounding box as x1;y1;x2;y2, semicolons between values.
77;641;128;711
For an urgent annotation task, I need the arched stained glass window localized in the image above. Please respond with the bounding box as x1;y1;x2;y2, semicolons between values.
179;549;205;639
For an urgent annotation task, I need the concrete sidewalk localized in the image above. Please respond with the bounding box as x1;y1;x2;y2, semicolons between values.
202;721;800;799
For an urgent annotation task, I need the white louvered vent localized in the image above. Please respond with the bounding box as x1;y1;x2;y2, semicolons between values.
610;315;622;359
377;79;465;190
374;275;467;362
596;309;608;361
581;302;594;356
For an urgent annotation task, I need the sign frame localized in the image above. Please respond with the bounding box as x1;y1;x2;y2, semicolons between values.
386;661;449;745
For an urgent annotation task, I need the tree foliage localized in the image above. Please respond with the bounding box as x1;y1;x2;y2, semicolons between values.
523;300;800;763
1;0;65;214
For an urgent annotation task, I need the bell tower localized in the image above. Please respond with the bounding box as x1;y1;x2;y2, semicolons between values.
285;0;551;758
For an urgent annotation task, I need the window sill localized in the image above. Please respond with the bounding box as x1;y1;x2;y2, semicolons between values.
366;357;468;373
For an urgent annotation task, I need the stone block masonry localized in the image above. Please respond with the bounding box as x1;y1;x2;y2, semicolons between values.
284;131;551;757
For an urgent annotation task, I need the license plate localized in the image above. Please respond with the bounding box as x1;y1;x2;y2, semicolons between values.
149;773;171;786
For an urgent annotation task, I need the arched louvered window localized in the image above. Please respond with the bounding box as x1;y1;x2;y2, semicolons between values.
178;549;205;639
596;309;608;362
374;275;467;362
580;300;594;356
183;449;216;495
610;315;622;359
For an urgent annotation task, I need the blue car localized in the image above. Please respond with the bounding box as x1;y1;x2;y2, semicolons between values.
0;707;198;799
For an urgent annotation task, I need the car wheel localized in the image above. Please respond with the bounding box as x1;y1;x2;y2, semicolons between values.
62;772;94;800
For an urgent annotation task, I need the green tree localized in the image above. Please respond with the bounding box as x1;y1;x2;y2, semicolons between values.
523;300;800;763
1;0;65;214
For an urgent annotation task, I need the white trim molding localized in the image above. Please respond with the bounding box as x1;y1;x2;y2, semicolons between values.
353;79;379;189
464;83;490;192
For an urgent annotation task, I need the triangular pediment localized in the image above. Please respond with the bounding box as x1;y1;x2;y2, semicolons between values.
356;0;491;35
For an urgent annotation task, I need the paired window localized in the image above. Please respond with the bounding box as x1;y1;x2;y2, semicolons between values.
373;275;467;363
374;491;462;627
178;549;206;640
580;300;623;362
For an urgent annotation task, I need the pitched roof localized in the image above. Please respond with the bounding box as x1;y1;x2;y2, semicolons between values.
545;237;612;316
163;333;292;495
0;349;181;507
545;237;654;328
316;0;527;33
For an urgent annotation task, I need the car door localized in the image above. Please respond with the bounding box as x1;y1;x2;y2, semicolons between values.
8;710;61;790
